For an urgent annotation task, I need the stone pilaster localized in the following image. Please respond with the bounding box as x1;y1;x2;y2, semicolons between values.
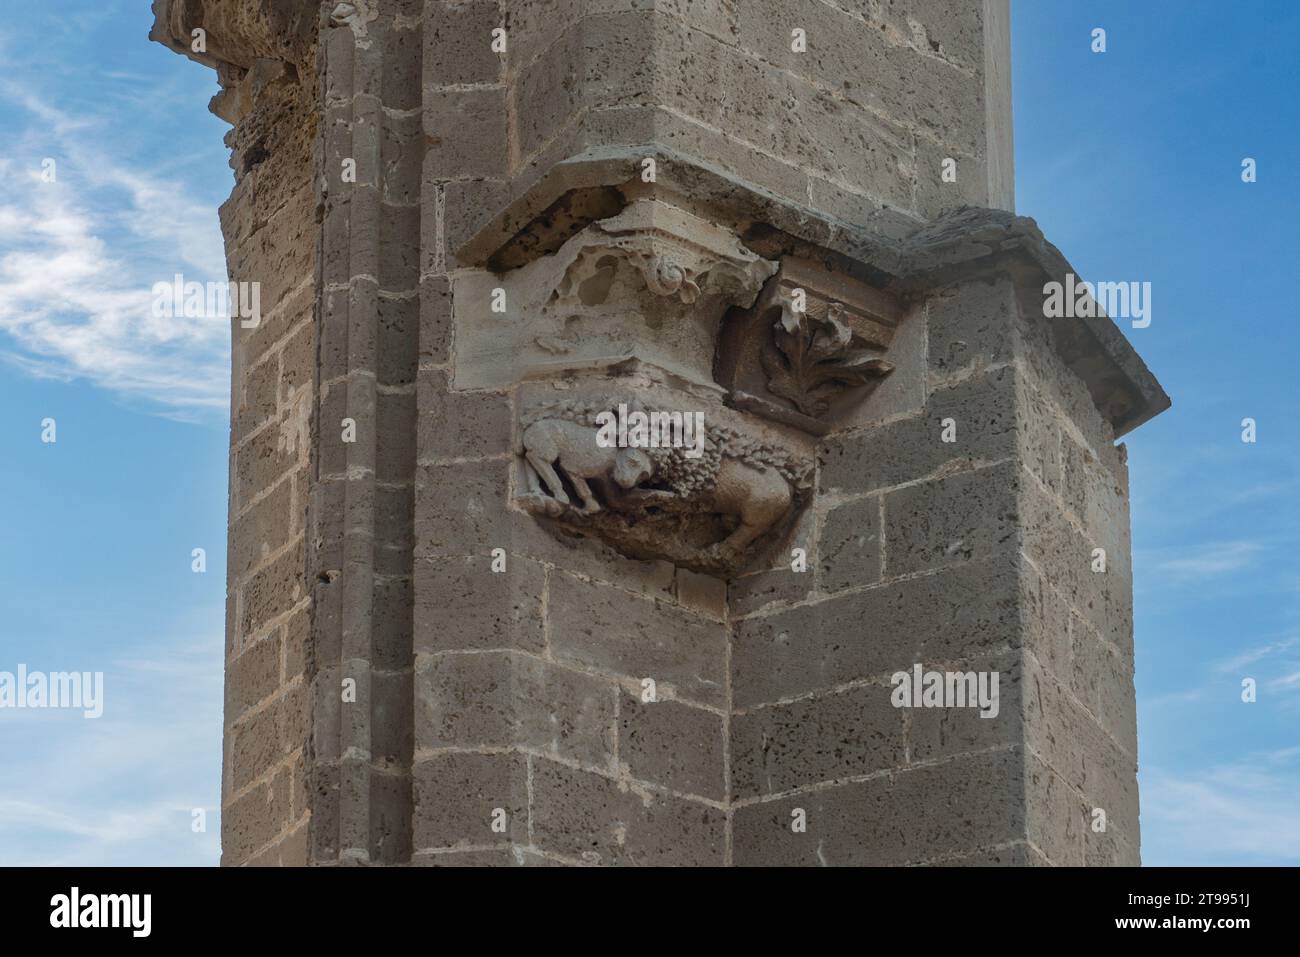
309;0;423;865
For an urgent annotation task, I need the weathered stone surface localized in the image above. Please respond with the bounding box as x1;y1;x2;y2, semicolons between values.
417;370;513;462
729;564;814;618
548;571;728;709
927;277;1018;380
156;0;1165;869
732;556;1020;708
414;556;546;654
732;748;1025;866
881;460;1021;577
817;495;882;593
514;656;619;769
731;684;906;799
619;692;725;800
412;752;529;850
530;759;726;865
818;366;1018;495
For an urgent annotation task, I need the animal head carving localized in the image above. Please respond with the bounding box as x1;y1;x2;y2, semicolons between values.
612;447;654;489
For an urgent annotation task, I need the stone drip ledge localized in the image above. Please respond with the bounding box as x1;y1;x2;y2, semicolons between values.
890;205;1170;437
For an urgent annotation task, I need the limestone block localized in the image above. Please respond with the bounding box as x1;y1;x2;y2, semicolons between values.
412;752;529;850
530;760;726;865
731;556;1020;708
881;460;1021;577
731;684;906;800
619;692;725;800
732;748;1025;866
548;571;728;709
817;494;882;593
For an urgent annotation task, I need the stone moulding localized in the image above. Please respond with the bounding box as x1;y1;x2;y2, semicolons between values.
555;200;777;309
458;147;1168;437
452;198;777;392
888;206;1171;434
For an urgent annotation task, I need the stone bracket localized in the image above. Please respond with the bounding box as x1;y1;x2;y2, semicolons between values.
513;371;814;576
453;198;776;391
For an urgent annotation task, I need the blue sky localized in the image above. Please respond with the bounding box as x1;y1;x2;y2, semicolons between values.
1013;0;1300;864
0;1;1296;866
0;2;229;865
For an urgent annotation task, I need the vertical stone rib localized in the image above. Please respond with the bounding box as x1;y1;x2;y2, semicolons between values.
312;5;379;868
339;61;381;865
310;5;421;865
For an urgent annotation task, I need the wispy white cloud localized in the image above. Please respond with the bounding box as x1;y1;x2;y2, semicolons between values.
0;84;230;419
1142;756;1300;864
0;633;223;866
1143;686;1208;707
1147;540;1262;581
1214;635;1300;674
1272;670;1300;690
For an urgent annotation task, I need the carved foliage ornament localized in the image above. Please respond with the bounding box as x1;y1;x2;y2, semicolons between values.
761;296;895;418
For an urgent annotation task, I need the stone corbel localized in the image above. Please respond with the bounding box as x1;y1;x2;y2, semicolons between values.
513;370;814;576
456;196;820;575
453;198;777;391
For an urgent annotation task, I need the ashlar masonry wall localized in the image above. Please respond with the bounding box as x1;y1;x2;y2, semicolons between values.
730;276;1140;865
152;0;1164;867
202;25;318;864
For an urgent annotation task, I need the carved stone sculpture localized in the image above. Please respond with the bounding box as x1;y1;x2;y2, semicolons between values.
483;199;921;574
716;257;906;434
762;300;895;418
515;394;812;574
519;416;654;516
452;198;778;391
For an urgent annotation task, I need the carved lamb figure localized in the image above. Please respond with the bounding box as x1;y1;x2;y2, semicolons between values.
520;417;653;515
518;402;809;564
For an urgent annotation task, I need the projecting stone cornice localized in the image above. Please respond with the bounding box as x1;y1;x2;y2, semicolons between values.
457;147;1167;440
890;206;1171;437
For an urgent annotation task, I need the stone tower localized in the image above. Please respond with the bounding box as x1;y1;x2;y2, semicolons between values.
152;0;1168;866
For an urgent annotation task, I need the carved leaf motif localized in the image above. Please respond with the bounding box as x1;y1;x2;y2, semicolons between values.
763;303;894;417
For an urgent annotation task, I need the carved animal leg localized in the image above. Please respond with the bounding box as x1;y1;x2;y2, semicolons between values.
523;457;545;497
717;518;766;555
525;451;570;505
569;474;602;514
709;461;793;560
